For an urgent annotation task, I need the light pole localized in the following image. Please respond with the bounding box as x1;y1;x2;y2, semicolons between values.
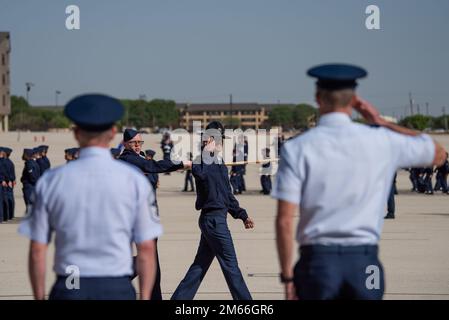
55;90;61;107
25;82;34;104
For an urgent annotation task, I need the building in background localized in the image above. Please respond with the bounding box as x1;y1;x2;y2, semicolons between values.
176;103;294;130
0;32;11;132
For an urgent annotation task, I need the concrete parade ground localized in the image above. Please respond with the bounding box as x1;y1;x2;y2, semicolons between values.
0;131;448;300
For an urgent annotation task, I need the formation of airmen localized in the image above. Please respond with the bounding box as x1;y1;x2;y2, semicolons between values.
406;160;449;194
0;145;51;223
0;147;15;223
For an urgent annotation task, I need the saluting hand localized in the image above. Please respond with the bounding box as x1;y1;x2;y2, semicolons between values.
353;96;385;126
244;217;255;229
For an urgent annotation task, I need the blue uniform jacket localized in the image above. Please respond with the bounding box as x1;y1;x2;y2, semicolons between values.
36;158;47;175
20;160;40;186
192;159;248;221
4;158;16;182
0;159;8;184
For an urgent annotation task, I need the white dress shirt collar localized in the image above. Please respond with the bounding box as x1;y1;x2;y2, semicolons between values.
318;112;352;127
79;146;112;159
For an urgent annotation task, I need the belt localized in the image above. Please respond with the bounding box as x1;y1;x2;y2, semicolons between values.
300;245;378;255
200;208;227;215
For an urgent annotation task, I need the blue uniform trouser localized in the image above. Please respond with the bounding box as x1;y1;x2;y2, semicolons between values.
424;177;433;193
131;240;162;300
436;174;448;193
260;175;272;194
6;188;14;219
1;187;9;222
387;185;395;215
294;245;384;300
0;188;4;223
184;172;194;191
22;185;34;206
409;173;418;191
230;175;242;193
241;173;246;191
49;276;135;300
171;210;252;300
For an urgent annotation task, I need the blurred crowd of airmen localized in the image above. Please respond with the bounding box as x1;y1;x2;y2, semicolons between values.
0;145;51;223
406;158;449;194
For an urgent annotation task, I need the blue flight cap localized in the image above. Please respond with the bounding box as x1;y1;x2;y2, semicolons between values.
123;128;139;142
64;148;71;154
4;147;12;155
64;94;124;132
145;149;156;157
23;148;34;157
38;145;49;152
32;147;41;155
0;147;4;153
307;63;367;90
110;148;121;157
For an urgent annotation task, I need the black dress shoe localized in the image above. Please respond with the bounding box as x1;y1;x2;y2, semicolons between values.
384;214;395;219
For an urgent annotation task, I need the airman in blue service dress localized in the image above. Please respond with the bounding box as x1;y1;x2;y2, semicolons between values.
260;148;273;195
273;64;445;300
183;152;195;192
0;148;9;223
120;129;186;300
19;94;162;300
172;121;254;300
434;154;449;193
36;146;51;174
0;147;15;220
20;148;40;212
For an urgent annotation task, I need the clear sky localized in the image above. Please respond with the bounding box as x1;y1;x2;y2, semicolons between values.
1;0;448;118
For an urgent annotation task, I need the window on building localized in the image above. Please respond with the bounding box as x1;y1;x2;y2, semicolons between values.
2;74;5;85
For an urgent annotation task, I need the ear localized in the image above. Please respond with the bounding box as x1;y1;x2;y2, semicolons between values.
73;126;80;142
314;91;321;107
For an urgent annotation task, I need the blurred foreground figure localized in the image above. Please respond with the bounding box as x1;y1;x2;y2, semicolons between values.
19;94;162;300
274;64;448;300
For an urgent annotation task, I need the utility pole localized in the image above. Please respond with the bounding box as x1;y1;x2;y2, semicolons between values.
409;92;414;116
417;104;420;115
426;102;429;116
230;94;233;128
26;82;34;104
443;106;448;132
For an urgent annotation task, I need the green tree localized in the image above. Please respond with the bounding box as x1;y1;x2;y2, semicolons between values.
292;104;318;129
399;115;433;131
432;115;449;130
268;104;318;129
223;117;241;128
268;105;294;129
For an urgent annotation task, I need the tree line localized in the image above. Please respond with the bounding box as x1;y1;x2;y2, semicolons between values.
8;95;448;132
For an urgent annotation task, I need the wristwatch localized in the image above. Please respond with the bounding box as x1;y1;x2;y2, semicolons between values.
279;273;294;283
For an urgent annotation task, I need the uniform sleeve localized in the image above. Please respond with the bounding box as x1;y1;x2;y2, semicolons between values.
17;179;52;244
227;192;248;221
132;179;163;244
385;130;435;169
191;163;206;180
223;167;248;221
144;158;183;174
25;162;39;184
271;143;303;205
